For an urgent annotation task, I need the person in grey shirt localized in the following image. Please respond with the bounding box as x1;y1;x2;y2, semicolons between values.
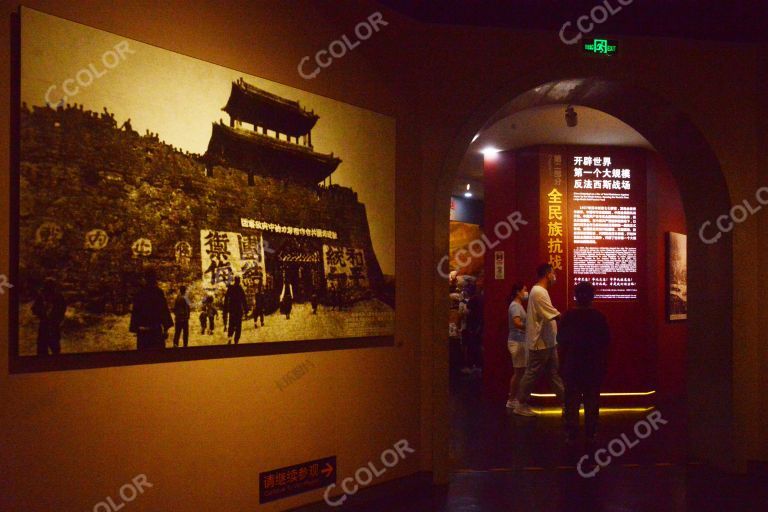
506;282;529;409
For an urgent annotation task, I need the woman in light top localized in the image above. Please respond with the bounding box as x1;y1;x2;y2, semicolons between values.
506;282;529;409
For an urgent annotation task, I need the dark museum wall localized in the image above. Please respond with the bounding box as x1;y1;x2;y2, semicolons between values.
420;22;767;475
1;1;767;510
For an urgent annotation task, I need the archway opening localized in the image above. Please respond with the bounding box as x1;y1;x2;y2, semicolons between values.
433;77;735;480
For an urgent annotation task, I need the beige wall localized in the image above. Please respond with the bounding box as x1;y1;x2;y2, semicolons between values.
2;2;767;510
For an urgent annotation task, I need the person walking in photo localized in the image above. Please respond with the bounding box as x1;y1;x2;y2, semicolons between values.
506;282;529;409
129;269;173;350
252;286;266;328
334;277;346;311
558;281;611;445
172;286;190;347
199;295;217;335
310;291;319;314
224;276;248;344
32;278;67;356
279;281;294;320
514;263;565;417
222;281;231;334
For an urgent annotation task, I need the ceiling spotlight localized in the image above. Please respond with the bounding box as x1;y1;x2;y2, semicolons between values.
481;146;501;156
565;105;578;128
471;133;480;143
464;183;473;198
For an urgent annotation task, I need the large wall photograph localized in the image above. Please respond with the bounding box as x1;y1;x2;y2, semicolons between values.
13;8;396;365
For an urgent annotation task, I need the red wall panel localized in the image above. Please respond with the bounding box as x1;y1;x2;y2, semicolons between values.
648;153;688;398
481;151;517;395
481;145;687;401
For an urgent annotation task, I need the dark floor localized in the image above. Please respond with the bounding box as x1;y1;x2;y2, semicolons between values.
448;375;689;471
295;374;768;512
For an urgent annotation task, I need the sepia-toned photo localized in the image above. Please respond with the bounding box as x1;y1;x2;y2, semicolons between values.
666;232;687;321
15;8;395;361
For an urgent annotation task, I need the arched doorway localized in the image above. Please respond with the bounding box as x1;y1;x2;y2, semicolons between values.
431;76;736;482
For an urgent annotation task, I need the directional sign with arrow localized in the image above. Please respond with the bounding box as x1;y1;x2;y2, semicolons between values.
259;455;337;504
321;462;334;478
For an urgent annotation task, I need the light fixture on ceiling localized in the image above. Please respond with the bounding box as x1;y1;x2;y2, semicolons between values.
565;105;578;128
471;133;480;143
480;146;501;156
464;183;473;198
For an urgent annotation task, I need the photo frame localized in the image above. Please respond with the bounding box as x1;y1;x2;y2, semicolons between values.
666;232;687;321
10;8;396;372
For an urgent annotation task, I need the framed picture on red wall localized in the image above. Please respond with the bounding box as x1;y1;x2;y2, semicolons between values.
10;7;396;372
666;232;687;321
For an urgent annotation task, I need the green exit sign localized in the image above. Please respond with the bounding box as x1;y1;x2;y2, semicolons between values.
583;38;618;56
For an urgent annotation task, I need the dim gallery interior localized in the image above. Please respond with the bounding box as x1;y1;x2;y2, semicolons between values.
2;1;768;511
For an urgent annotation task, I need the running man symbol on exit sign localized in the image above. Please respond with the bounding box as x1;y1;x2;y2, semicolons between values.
583;38;618;56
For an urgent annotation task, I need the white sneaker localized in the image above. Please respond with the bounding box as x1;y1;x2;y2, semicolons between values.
506;398;519;409
513;403;537;417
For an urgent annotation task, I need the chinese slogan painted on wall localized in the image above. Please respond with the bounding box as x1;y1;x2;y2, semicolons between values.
200;230;266;288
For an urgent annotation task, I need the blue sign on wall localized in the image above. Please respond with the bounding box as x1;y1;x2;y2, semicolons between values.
451;196;484;225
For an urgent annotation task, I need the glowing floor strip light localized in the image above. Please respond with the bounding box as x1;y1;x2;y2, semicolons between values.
530;407;655;416
531;391;656;398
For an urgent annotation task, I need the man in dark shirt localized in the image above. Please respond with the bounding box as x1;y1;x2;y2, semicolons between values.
558;281;610;444
172;286;190;347
463;282;483;372
253;286;266;328
224;276;248;344
129;269;173;350
32;278;67;356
